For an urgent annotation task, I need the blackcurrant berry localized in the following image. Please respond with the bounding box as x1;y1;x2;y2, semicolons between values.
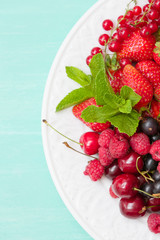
140;117;159;136
143;154;158;171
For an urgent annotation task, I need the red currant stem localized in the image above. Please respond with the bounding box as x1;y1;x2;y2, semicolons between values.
106;67;114;80
63;142;97;159
134;0;154;26
42;119;82;145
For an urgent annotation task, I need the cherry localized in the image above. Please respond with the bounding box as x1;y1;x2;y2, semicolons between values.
133;6;142;15
108;40;121;52
118;27;131;40
86;55;92;65
119;58;132;68
119;195;146;218
79;132;99;155
112;173;139;198
105;159;122;179
91;47;102;56
147;197;160;212
98;34;109;46
118;151;143;174
102;19;113;31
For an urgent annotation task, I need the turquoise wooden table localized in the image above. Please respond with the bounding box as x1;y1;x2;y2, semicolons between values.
1;0;97;239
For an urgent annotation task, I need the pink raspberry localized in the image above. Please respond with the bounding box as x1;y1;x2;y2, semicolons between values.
98;128;115;148
98;147;114;167
115;127;130;140
130;133;150;155
147;213;160;234
109;134;130;159
109;185;119;199
150;140;160;161
84;159;104;181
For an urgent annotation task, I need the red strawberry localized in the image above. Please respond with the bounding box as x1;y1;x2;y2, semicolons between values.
108;68;123;94
117;29;156;62
122;64;153;109
153;42;160;65
136;60;160;90
154;85;160;101
72;98;111;132
150;99;160;119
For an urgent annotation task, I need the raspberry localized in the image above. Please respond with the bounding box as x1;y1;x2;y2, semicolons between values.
83;159;104;181
109;134;130;159
150;140;160;161
130;133;150;155
115;127;130;140
98;128;115;148
109;185;119;199
98;147;114;167
147;213;160;234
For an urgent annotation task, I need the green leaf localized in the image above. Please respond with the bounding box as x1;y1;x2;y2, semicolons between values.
89;53;105;79
103;93;124;109
56;87;93;112
66;66;91;87
120;86;141;107
119;99;132;114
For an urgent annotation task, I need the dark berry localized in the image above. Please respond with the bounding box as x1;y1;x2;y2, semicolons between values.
143;154;158;171
152;170;160;181
153;180;160;194
140;117;159;136
140;182;153;198
105;159;122;179
150;134;160;143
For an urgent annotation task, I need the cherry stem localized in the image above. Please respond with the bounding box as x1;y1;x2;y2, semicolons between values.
139;204;160;214
63;142;97;159
134;187;160;198
136;156;154;182
42;119;82;145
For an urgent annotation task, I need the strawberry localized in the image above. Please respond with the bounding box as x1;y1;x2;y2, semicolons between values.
72;98;111;132
135;60;160;90
150;99;160;119
122;64;153;110
117;29;156;62
153;42;160;65
154;85;160;101
108;68;123;94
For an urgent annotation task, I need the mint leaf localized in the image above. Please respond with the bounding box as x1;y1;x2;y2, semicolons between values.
119;99;132;114
56;87;93;111
66;66;91;87
103;93;124;108
120;86;141;107
89;53;105;79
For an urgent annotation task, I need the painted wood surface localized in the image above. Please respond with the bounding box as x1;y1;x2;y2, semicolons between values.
0;0;98;239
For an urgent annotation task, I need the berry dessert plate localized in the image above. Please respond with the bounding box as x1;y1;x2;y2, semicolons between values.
41;0;160;239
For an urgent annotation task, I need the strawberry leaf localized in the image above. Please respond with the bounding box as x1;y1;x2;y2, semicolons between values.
56;87;93;112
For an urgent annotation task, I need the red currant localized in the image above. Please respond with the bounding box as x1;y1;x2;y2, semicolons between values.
98;33;109;46
118;27;130;40
140;26;152;37
133;6;142;15
148;8;160;20
143;4;150;12
117;15;127;25
86;55;92;65
125;10;134;19
102;19;113;31
153;0;160;11
112;32;122;41
119;58;132;68
91;47;102;56
108;40;121;52
148;21;158;33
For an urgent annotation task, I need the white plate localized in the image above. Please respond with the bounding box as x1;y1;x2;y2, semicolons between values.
41;0;159;239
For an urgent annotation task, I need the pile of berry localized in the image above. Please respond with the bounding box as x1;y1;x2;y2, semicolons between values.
44;0;160;235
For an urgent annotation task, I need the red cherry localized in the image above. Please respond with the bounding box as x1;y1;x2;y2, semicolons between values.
118;27;131;40
112;173;140;198
140;26;152;37
108;40;121;52
105;159;122;179
91;47;102;56
119;58;132;68
148;21;158;33
86;55;92;65
133;6;142;15
118;151;144;174
148;8;160;20
102;19;113;31
119;195;146;218
147;197;160;212
79;132;99;155
98;34;109;46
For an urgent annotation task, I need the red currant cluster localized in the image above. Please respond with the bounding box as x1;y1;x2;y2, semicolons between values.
86;0;160;66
